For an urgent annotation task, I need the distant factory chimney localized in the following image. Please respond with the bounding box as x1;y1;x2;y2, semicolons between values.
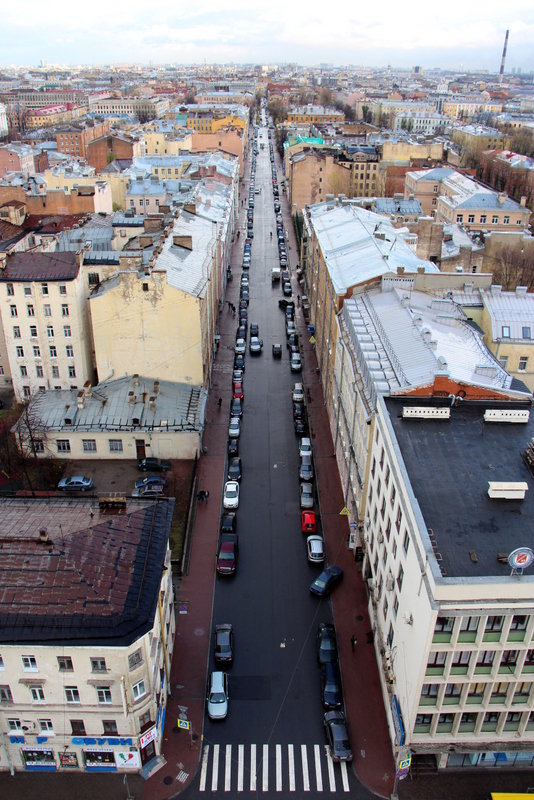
499;29;509;84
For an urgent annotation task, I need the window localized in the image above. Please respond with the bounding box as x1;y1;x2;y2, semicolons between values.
109;439;123;453
501;650;518;668
461;616;479;633
70;719;85;735
59;285;67;295
468;214;475;223
41;283;48;296
13;326;21;338
480;214;486;224
22;655;37;671
67;366;76;378
491;682;508;699
33;346;40;358
444;683;462;698
39;719;53;732
415;713;432;726
499;356;508;369
49;345;57;358
44;304;51;317
468;682;485;698
139;710;151;729
16;346;24;358
421;683;439;697
384;465;390;487
57;440;71;453
97;687;112;704
30;686;45;703
396;565;404;591
402;531;410;555
460;712;477;727
518;357;528;372
6;283;14;296
451;651;471;667
514;682;530;699
0;685;13;704
61;304;69;317
387;624;394;648
525;650;534;666
485;616;503;632
438;713;454;725
456;214;463;223
103;720;118;735
370;457;376;478
0;654;3;670
503;216;510;225
57;656;73;672
47;325;54;338
132;679;146;701
434;617;454;633
82;439;97;453
88;273;99;287
65;686;80;703
390;485;396;505
10;305;17;317
63;325;71;338
29;325;37;337
91;657;106;672
52;366;59;378
396;507;403;530
129;648;143;670
433;185;439;193
393;595;399;617
8;718;22;731
492;215;498;224
27;304;35;317
484;711;499;724
66;345;74;358
522;327;531;340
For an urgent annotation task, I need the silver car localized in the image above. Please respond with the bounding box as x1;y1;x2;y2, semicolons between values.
228;417;241;439
207;671;229;720
300;482;314;509
307;535;325;563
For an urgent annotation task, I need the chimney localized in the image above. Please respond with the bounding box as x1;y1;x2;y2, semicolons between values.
397;266;405;275
173;234;193;250
184;202;197;214
520;196;527;207
497;192;507;204
153;380;160;394
139;234;153;248
149;395;156;411
0;253;7;270
77;391;85;409
133;373;139;386
39;528;49;543
516;286;528;296
83;380;92;397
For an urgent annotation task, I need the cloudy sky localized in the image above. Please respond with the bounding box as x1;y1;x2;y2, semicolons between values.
2;0;534;72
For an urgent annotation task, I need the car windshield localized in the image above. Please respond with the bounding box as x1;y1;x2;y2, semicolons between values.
219;551;234;560
226;488;237;498
210;692;226;704
315;575;328;588
325;681;339;692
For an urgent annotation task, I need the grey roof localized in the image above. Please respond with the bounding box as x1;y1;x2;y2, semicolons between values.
27;374;207;433
406;167;455;183
481;288;534;341
156;210;216;297
384;396;534;579
374;198;422;216
454;192;526;212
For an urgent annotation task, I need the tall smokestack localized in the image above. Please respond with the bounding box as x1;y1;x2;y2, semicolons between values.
499;29;509;84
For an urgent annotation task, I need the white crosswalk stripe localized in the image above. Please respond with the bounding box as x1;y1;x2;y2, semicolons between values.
198;743;351;793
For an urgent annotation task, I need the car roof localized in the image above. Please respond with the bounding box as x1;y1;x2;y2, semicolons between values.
210;671;226;691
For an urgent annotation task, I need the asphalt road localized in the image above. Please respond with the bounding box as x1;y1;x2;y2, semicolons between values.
183;117;365;798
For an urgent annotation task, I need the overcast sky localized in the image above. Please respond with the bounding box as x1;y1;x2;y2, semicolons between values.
2;0;533;73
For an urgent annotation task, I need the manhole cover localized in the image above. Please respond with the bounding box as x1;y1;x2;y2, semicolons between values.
163;776;173;785
172;725;179;733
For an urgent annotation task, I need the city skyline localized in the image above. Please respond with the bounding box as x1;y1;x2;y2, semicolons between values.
1;0;534;73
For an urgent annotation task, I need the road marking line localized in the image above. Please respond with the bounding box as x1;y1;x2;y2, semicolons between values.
225;744;232;792
250;743;257;792
301;744;310;792
237;744;244;792
212;743;220;792
262;743;269;791
199;745;209;792
276;744;282;791
314;745;322;792
340;760;350;792
288;743;295;792
326;748;336;792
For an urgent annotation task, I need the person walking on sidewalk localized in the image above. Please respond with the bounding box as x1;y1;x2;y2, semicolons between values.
204;490;210;504
351;634;357;650
218;397;222;410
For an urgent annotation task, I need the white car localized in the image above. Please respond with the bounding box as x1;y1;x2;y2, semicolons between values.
228;417;241;439
223;480;240;510
235;338;246;355
290;353;302;373
207;671;229;720
292;383;304;403
299;437;312;458
307;535;325;563
249;336;263;355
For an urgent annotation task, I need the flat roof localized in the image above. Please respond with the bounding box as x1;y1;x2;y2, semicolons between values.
384;397;534;579
0;496;174;646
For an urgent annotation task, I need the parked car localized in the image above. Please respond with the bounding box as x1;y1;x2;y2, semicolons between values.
294;417;308;437
272;343;282;359
223;480;240;510
278;298;295;311
230;397;243;418
137;457;171;472
217;533;238;575
300;482;314;509
307;535;325;563
324;711;352;762
317;622;338;664
214;624;234;665
207;671;229;720
227;457;242;482
310;566;343;598
249;336;263;355
135;474;167;490
131;484;164;498
220;512;237;534
232;382;244;400
250;323;259;337
299;436;312;457
321;662;343;710
282;282;292;297
228;417;241;439
235;338;246;355
290;353;302;373
293;402;305;419
234;354;245;372
57;475;94;491
228;438;239;457
302;510;317;533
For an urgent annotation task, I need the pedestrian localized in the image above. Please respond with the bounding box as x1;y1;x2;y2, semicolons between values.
297;294;301;307
350;634;357;650
227;301;231;311
197;491;203;503
218;397;222;410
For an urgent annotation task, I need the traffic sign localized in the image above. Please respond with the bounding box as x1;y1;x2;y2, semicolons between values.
177;719;191;730
339;506;349;516
309;335;316;344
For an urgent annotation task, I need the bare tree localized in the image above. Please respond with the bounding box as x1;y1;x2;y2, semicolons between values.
13;400;51;494
486;243;534;290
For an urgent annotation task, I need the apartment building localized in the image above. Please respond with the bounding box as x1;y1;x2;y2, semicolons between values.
479;286;534;392
0;91;89;109
392;112;446;136
91;97;168;120
479;151;534;210
0;251;94;402
452;126;511;165
286;106;345;125
442;99;502;119
363;394;534;771
56;122;111;159
0;495;175;774
0;104;8;139
0;144;36;179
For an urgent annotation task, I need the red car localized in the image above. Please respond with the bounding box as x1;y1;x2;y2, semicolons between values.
232;382;244;400
302;511;317;534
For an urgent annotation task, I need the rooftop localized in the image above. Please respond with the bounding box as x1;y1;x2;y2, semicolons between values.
0;496;173;645
0;250;79;281
384;396;534;579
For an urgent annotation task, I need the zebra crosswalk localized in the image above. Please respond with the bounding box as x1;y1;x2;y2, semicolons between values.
199;743;351;793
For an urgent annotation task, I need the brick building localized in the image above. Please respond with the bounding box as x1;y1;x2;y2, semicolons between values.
56;121;111;160
86;133;137;172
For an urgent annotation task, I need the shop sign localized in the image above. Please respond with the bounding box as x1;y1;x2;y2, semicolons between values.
72;737;133;746
140;727;157;748
116;751;140;769
59;752;79;769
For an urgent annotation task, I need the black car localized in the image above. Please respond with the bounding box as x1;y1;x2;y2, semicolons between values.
287;332;299;348
272;343;282;359
294;417;308;436
214;624;234;665
228;438;239;457
293;402;305;419
227;457;242;482
321;662;343;710
310;566;343;598
220;511;237;534
324;711;352;762
279;298;295;311
236;325;247;341
282;283;292;297
250;323;259;337
230;397;243;418
137;457;171;472
317;623;338;664
234;354;245;371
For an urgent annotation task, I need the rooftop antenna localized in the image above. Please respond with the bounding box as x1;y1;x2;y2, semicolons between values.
499;29;509;84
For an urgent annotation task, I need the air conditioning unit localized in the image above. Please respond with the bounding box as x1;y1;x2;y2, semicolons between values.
21;721;37;733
